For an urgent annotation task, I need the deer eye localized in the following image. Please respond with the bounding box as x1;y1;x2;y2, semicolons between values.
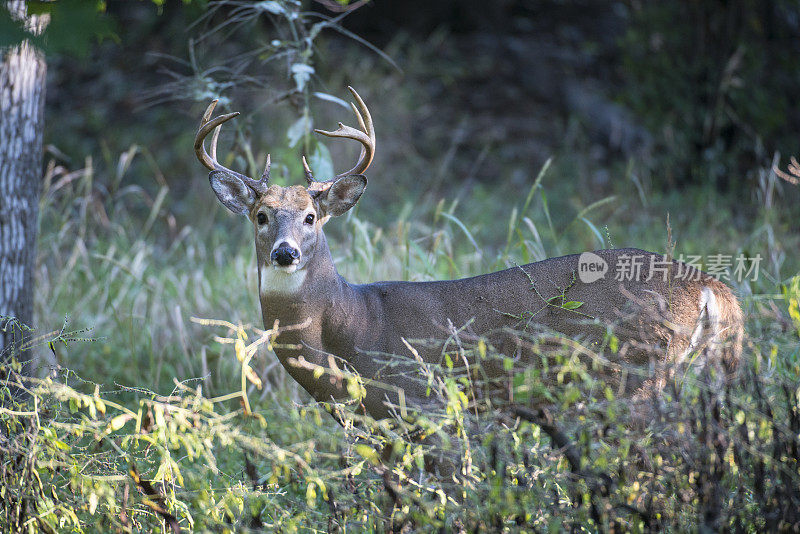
257;212;267;225
304;213;315;225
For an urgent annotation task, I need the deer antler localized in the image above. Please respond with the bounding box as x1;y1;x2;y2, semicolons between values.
305;86;375;184
195;100;271;194
773;156;800;186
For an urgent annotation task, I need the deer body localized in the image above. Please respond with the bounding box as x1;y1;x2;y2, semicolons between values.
258;239;741;418
195;88;743;422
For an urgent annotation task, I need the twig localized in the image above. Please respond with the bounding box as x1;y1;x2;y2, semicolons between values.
128;463;180;534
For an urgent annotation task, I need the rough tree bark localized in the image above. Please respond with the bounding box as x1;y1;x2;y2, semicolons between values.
0;0;47;366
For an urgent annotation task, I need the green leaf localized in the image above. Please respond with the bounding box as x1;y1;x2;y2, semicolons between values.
51;439;70;451
355;444;379;465
33;0;118;57
286;115;312;148
291;63;314;92
561;301;584;310
313;91;350;110
305;481;317;507
26;2;56;16
108;414;130;432
308;143;333;181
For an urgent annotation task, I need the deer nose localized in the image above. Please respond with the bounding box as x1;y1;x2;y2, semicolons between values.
271;242;300;266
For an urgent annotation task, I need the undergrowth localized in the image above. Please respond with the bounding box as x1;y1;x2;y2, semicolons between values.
0;141;798;531
2;309;799;531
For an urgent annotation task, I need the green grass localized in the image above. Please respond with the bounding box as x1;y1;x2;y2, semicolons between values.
4;115;800;531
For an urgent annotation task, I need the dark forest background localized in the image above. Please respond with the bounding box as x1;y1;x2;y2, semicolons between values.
49;1;799;199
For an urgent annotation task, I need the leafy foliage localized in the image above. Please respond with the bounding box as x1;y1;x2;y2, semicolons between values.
0;143;796;530
1;0;117;56
3;305;800;531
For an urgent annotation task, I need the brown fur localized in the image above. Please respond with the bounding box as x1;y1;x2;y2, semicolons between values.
254;185;313;214
253;223;744;419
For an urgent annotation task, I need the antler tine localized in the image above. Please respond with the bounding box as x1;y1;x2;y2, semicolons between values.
209;122;221;162
194;100;270;194
348;85;374;142
313;86;375;179
201;99;217;124
301;156;315;185
260;153;273;184
773;155;800;185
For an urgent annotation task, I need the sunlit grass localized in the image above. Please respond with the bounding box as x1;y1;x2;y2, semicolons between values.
6;138;796;531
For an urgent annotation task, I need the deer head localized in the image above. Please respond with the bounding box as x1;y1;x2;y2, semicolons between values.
194;87;375;280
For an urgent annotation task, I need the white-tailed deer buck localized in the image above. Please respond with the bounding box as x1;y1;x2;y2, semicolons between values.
195;87;743;421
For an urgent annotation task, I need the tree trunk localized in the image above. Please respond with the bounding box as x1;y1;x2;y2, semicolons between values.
0;0;47;369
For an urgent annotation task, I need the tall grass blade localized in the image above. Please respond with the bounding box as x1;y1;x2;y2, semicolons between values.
440;212;482;256
521;157;552;217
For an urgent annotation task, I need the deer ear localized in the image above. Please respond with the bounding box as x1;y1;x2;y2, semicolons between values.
319;174;367;217
209;170;257;216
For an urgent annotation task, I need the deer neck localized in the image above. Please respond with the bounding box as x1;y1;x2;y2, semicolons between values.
257;231;360;342
257;231;370;403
